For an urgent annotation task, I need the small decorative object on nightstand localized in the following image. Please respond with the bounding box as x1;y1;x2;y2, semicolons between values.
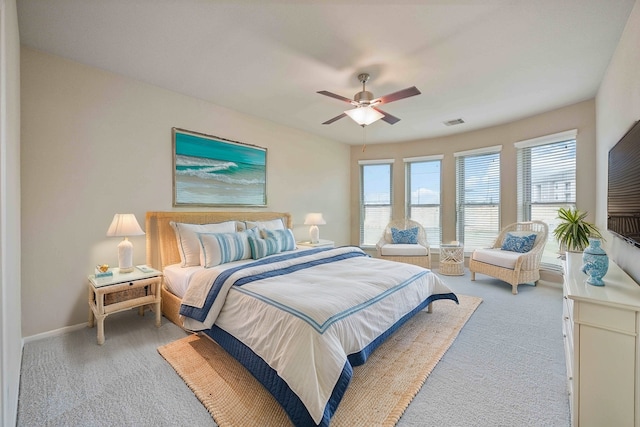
439;241;465;276
88;266;162;345
297;239;335;249
304;213;326;244
106;213;145;273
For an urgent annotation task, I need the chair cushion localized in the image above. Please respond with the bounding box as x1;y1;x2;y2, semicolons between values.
380;243;428;256
472;248;521;269
501;232;537;253
391;227;419;244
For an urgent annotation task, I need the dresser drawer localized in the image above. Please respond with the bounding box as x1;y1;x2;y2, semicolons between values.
575;301;636;335
563;295;574;335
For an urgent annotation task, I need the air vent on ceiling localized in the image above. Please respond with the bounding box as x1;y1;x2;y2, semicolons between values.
443;118;465;126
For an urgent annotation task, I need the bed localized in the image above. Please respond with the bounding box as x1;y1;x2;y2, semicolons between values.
146;211;458;427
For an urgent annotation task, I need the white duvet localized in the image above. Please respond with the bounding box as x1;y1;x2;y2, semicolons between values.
179;246;456;425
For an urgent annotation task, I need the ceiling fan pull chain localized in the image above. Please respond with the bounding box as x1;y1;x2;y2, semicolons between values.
362;125;367;152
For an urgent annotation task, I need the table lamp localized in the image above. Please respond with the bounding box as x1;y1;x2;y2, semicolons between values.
304;213;326;244
106;213;145;273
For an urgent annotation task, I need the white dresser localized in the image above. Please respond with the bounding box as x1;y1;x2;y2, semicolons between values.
563;252;640;427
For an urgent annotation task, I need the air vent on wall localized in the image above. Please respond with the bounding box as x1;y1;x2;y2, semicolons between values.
443;118;465;126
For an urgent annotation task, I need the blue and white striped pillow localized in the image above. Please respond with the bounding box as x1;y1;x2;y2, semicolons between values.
248;235;281;260
198;230;254;268
262;228;296;252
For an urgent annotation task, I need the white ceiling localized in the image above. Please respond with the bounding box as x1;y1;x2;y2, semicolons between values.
17;0;636;145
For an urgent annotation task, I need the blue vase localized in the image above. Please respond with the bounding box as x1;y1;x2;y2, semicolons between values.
581;238;609;286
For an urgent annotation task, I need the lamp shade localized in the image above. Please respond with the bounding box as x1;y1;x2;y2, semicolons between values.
344;106;384;126
304;213;326;226
106;213;145;237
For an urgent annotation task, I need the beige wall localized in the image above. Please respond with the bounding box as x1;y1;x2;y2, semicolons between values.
20;48;350;337
1;0;22;424
350;100;596;247
596;0;640;283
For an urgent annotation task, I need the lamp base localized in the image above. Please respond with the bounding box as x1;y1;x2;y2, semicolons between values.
117;238;135;274
309;225;320;244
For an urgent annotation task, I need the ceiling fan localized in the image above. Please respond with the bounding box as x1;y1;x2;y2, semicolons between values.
318;73;421;126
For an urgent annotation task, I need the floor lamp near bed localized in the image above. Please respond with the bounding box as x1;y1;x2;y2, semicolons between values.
106;213;145;273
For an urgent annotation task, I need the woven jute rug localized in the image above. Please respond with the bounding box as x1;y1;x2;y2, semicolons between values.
158;294;481;427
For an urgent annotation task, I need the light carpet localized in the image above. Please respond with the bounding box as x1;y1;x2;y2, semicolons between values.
158;294;481;427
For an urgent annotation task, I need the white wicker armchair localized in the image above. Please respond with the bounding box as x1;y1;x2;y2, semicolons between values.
469;220;548;295
376;219;431;269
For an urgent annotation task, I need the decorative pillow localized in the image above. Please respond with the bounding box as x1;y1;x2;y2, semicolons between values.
501;232;537;253
170;221;237;267
248;235;281;260
391;227;419;244
245;218;286;231
262;228;296;252
197;230;256;268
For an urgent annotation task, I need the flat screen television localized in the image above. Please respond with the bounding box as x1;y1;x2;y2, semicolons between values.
608;119;640;248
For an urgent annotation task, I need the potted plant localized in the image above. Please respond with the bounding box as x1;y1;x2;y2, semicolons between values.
553;207;602;253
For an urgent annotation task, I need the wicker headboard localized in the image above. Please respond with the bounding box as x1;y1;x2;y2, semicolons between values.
145;211;293;271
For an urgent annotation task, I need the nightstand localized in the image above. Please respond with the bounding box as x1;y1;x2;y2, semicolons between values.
297;239;335;248
88;266;162;345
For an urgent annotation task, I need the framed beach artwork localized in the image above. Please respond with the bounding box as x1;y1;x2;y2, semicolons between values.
172;128;267;206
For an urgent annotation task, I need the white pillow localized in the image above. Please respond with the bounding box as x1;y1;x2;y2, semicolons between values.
170;221;237;267
245;218;286;231
198;230;255;268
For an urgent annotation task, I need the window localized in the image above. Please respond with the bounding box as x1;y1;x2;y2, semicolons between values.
516;130;577;269
455;146;502;251
405;155;442;246
359;159;393;246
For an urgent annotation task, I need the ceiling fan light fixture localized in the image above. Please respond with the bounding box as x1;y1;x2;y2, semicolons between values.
345;106;384;126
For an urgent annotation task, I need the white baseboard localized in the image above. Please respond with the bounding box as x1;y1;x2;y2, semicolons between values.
23;322;88;344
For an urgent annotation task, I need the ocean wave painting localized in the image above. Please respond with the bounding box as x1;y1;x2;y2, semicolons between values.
173;129;267;206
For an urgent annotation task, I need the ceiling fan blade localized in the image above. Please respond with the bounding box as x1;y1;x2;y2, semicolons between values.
322;112;347;125
373;108;401;125
376;86;421;104
317;91;353;103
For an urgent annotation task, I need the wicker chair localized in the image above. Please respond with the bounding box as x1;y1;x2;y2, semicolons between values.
469;220;548;295
376;219;431;269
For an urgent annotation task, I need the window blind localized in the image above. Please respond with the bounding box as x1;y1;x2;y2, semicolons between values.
455;146;501;250
405;157;442;246
516;133;577;269
360;161;393;246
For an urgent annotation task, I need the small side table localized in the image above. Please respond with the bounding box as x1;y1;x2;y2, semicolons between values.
297;239;335;249
439;244;465;276
88;267;162;345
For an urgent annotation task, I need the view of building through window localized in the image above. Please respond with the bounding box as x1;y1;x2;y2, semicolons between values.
360;162;392;246
517;138;576;268
406;159;441;246
456;149;501;251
